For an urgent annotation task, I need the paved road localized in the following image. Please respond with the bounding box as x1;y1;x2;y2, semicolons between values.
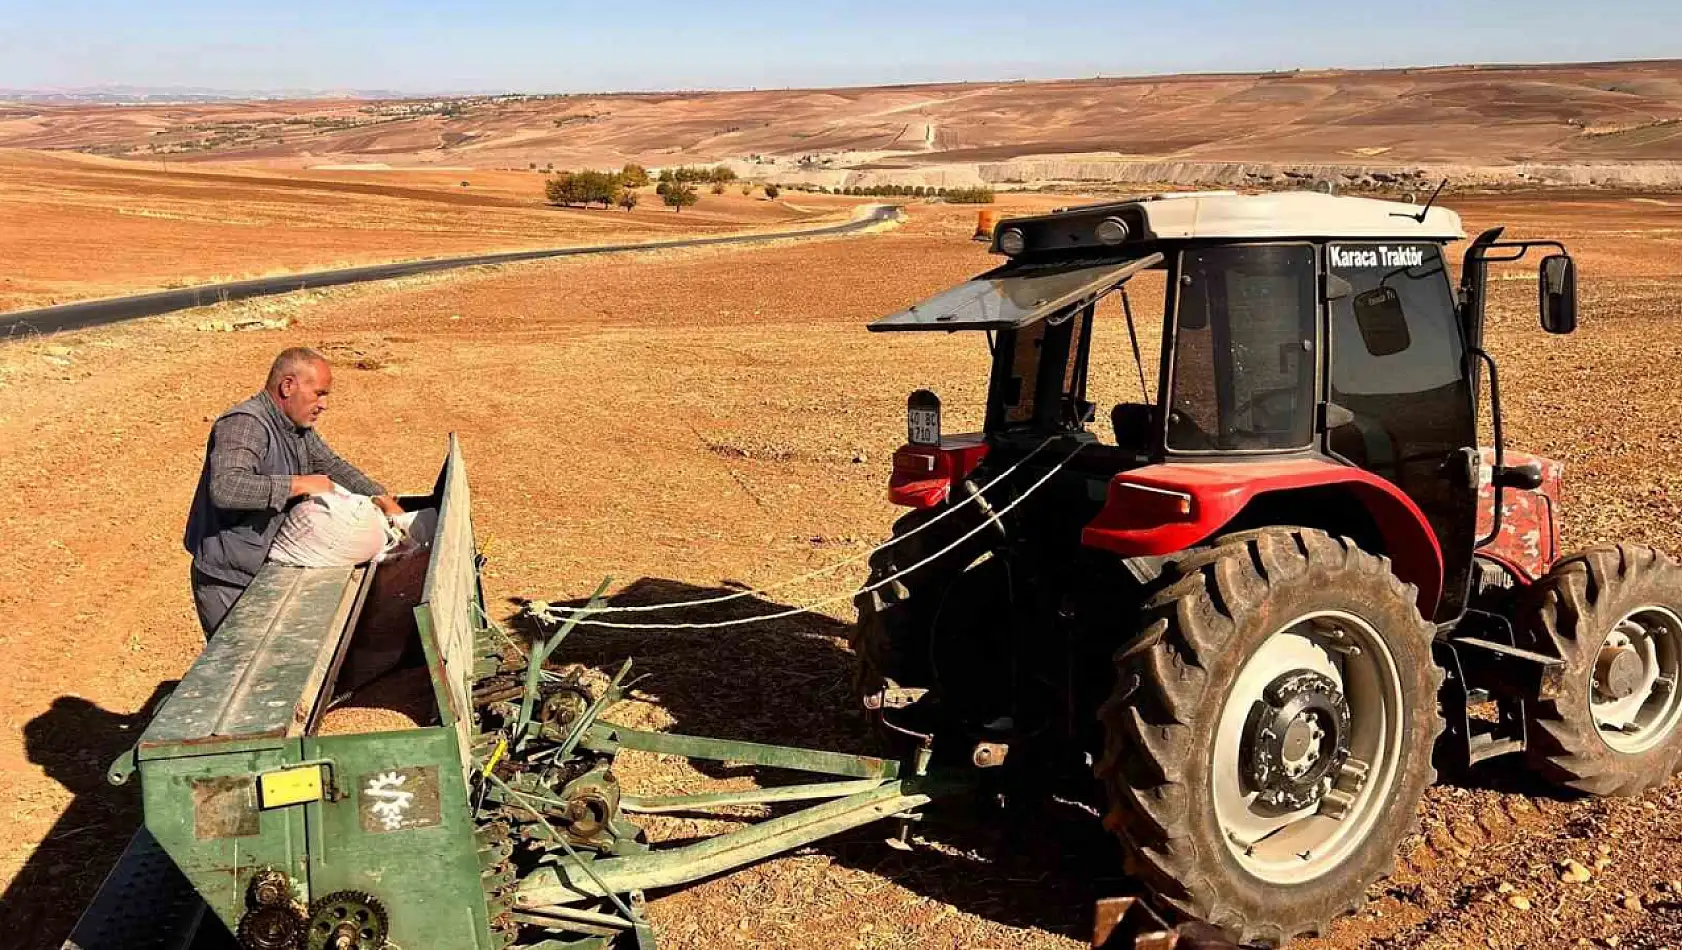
1;205;899;339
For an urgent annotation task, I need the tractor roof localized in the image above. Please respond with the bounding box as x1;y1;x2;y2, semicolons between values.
870;191;1466;333
1082;190;1466;242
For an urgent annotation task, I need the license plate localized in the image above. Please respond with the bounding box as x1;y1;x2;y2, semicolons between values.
908;407;940;445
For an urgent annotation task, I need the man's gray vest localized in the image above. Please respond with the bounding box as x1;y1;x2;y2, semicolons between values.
184;394;304;586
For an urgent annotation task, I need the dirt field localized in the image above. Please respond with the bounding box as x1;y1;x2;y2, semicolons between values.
3;191;1682;950
0;149;857;312
6;61;1682;169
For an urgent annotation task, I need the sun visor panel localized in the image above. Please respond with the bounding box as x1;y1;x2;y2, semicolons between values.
869;253;1161;332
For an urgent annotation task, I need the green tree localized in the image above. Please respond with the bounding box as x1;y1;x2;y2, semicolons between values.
655;181;670;195
617;188;639;212
763;183;780;199
619;163;650;188
662;181;699;212
657;168;674;183
708;165;737;183
545;172;580;206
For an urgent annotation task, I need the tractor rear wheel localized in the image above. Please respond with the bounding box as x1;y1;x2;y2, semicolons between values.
1098;528;1442;947
1518;544;1682;796
852;505;995;731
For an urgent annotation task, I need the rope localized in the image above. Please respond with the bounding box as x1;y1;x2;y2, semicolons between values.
529;442;1085;631
539;438;1055;616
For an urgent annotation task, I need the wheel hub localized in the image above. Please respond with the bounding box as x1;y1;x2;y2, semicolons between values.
1243;669;1352;810
1595;644;1645;702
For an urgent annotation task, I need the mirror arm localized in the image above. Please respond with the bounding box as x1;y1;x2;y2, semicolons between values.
1472;347;1504;548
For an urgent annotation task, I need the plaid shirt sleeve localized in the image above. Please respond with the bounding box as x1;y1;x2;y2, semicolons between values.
304;429;386;497
206;414;292;512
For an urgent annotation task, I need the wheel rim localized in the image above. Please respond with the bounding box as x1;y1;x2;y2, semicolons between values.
1211;609;1405;885
1591;606;1682;754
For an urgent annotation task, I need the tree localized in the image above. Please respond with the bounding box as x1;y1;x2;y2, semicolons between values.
657;168;674;184
708;165;737;184
655;181;670;195
763;183;780;199
711;182;726;195
662;181;698;212
619;163;650;188
617;189;639;212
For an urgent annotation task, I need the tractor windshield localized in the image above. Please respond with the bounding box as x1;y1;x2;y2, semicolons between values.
1166;244;1318;452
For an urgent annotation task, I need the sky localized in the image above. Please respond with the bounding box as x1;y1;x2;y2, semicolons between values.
2;0;1679;94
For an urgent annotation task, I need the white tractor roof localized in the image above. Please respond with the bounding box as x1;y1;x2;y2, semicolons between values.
1123;190;1464;242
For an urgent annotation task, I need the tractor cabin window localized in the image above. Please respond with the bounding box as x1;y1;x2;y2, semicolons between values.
1167;244;1317;452
1325;242;1473;481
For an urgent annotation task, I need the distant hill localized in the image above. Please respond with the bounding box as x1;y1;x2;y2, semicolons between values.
5;61;1681;188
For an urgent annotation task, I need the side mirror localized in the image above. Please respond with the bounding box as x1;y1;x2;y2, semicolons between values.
1540;254;1577;334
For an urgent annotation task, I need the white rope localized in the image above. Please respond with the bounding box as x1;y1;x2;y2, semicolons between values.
529;442;1085;631
539;438;1054;615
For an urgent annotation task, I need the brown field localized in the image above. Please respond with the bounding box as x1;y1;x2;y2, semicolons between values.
3;190;1682;950
0;148;859;312
5;61;1682;170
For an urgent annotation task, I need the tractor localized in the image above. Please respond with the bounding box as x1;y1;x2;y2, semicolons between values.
856;190;1682;945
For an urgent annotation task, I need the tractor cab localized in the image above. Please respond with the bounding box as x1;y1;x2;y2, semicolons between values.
871;190;1578;623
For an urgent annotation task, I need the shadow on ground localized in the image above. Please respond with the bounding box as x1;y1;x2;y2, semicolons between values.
2;683;177;950
506;577;1133;942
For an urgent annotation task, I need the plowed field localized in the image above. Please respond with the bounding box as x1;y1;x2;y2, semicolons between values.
2;192;1681;950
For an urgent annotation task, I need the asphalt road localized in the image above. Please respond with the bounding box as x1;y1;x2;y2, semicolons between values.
0;205;899;340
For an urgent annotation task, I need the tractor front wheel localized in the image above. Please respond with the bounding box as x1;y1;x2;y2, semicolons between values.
1518;544;1682;795
1098;528;1442;947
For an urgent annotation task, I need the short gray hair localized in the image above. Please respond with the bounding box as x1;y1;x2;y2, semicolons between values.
265;347;328;389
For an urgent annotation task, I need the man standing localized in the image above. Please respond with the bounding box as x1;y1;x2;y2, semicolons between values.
184;347;401;636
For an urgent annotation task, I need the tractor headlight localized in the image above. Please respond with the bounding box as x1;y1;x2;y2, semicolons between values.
1095;216;1130;245
997;228;1026;256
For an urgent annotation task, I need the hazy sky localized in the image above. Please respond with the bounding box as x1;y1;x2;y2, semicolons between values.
3;0;1678;93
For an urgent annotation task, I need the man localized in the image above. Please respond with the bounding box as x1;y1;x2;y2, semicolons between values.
184;347;401;636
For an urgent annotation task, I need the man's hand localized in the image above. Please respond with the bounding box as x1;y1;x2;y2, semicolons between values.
290;474;335;498
372;495;404;517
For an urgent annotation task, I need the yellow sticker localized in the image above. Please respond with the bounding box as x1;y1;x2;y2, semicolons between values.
258;766;324;809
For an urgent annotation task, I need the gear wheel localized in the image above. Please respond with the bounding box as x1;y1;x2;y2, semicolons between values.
305;891;389;950
238;904;305;950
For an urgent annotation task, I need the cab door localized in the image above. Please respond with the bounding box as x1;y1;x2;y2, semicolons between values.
1323;242;1479;620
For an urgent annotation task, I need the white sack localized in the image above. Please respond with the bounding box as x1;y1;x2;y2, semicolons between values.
268;486;399;568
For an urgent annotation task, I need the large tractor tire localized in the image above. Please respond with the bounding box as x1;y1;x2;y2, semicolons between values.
1517;544;1682;796
852;505;993;723
1098;528;1443;947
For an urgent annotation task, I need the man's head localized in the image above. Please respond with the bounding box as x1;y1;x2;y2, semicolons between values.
265;347;332;428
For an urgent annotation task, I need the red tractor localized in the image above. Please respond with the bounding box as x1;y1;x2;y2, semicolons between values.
856;190;1682;945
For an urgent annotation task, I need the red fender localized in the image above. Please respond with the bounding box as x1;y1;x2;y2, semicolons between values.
1082;459;1445;613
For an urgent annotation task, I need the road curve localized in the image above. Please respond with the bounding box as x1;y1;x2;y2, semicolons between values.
1;204;900;340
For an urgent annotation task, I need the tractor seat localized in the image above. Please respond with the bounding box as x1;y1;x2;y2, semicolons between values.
1111;403;1156;448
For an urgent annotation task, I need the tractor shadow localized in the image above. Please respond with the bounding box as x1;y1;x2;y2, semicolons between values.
2;683;178;950
505;577;1125;941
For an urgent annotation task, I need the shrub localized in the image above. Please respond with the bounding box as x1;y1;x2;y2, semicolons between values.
740;183;753;195
763;184;780;198
711;182;726;194
655;181;670;195
945;186;996;204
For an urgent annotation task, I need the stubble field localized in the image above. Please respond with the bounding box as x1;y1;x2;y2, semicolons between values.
2;191;1682;950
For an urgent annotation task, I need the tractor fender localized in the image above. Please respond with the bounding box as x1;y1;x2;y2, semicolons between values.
1081;458;1444;612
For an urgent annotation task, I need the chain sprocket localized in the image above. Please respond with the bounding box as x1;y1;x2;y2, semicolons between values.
304;890;390;950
